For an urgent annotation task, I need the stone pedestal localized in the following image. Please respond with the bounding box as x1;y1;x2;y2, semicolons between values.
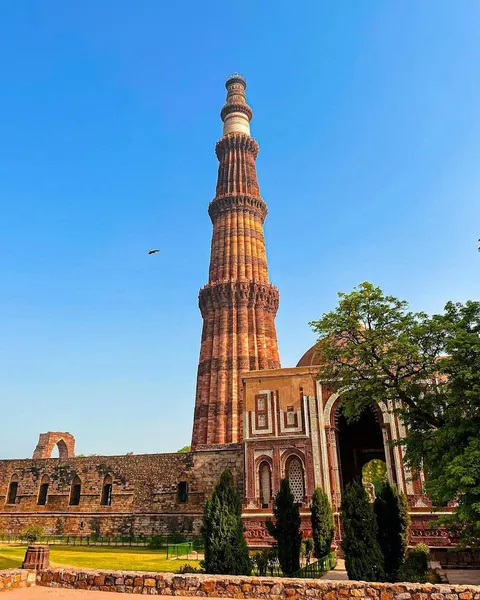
22;545;50;570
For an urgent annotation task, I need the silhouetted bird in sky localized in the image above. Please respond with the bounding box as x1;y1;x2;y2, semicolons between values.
148;249;160;255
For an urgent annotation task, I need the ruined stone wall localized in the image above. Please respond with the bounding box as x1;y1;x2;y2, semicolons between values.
0;446;243;537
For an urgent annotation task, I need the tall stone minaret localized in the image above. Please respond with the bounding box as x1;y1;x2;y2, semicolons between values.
192;74;281;449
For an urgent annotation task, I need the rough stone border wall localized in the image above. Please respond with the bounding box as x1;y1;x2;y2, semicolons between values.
0;570;36;593
37;569;480;598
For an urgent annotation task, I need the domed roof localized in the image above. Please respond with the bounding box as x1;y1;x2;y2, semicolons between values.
296;344;321;367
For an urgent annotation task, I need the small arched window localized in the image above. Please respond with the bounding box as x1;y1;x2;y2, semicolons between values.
69;475;81;506
101;475;113;506
37;475;50;506
287;456;305;505
177;481;188;504
259;461;272;508
6;478;19;505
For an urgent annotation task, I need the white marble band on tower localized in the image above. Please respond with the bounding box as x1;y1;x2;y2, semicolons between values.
221;73;252;136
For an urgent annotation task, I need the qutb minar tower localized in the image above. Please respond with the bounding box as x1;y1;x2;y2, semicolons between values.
192;74;281;448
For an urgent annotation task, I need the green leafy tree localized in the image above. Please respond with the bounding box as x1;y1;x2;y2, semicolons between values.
310;282;480;547
341;482;384;581
374;483;410;581
22;526;44;544
177;446;191;453
202;470;251;575
363;460;388;496
266;479;302;575
310;488;335;558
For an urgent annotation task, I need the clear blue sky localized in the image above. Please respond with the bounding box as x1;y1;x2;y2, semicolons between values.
1;2;479;459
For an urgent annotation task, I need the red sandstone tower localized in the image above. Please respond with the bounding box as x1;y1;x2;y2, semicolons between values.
192;74;281;448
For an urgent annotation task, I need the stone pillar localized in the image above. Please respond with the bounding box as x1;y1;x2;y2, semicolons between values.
22;545;50;570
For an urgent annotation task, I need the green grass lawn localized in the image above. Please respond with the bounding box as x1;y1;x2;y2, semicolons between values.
0;544;201;572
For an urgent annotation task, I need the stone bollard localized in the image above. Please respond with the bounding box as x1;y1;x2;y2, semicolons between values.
22;545;50;570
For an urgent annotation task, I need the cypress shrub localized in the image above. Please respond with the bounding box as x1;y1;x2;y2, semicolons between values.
266;478;302;575
374;482;410;581
202;470;251;575
340;481;384;581
310;487;335;558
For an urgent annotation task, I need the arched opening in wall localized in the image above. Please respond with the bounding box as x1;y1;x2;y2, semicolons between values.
100;475;113;506
69;475;81;506
336;405;386;489
49;439;68;459
177;481;188;504
37;475;50;506
6;478;19;505
258;461;272;508
362;459;387;501
56;439;68;459
286;456;305;505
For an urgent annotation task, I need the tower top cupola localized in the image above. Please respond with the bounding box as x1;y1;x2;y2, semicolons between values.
221;72;253;136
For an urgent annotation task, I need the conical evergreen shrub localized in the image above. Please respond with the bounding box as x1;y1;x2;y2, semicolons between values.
266;478;302;575
310;487;335;558
374;482;410;581
202;470;252;575
340;481;384;581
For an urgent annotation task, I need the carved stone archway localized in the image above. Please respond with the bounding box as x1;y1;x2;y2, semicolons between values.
322;392;404;509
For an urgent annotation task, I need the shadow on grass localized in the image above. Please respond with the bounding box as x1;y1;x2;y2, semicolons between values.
0;556;21;569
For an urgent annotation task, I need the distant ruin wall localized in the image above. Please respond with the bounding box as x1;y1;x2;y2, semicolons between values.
0;446;243;537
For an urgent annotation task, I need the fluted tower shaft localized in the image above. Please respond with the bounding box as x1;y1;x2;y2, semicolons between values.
192;75;280;449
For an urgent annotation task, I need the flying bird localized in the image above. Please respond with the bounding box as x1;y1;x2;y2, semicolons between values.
148;249;160;255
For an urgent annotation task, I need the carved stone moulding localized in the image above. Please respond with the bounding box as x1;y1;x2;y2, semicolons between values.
208;194;267;222
199;281;280;315
215;133;259;159
220;103;253;123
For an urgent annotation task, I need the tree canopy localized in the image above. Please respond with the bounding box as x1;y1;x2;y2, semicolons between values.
310;282;480;548
363;459;388;496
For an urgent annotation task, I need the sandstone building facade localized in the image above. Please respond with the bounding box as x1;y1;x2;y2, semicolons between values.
0;75;454;551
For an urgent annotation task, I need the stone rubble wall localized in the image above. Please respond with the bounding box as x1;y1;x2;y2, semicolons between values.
36;568;480;598
0;570;36;593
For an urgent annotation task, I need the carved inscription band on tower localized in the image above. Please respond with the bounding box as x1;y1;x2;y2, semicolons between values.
192;74;281;449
